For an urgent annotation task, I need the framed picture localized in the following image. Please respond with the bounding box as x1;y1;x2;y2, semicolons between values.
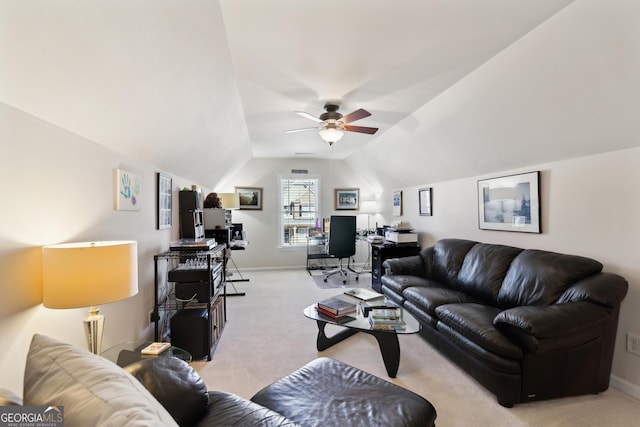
477;171;541;233
115;168;142;211
156;172;172;229
236;186;263;210
419;187;432;216
392;190;403;216
334;188;360;210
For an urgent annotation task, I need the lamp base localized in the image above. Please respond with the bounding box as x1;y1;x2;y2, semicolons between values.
83;306;104;354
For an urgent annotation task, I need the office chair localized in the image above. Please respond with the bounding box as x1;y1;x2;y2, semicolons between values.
323;215;358;284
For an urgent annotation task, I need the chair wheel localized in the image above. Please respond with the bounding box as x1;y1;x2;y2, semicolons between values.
356;276;359;281
324;278;328;282
343;280;346;284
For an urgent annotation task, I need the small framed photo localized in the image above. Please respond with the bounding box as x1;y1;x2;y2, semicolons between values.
477;171;541;233
236;186;263;210
334;188;360;210
419;187;432;216
393;190;403;216
157;172;172;229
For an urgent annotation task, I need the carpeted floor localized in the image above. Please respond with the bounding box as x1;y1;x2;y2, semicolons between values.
193;268;640;427
310;270;371;289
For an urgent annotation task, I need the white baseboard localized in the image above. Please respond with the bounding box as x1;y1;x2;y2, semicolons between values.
610;375;640;401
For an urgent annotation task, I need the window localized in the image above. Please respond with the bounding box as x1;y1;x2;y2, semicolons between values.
279;175;320;247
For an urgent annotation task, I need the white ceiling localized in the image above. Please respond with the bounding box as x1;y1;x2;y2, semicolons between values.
219;0;575;160
7;0;640;189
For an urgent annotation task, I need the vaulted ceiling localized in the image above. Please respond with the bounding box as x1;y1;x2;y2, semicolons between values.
4;1;640;189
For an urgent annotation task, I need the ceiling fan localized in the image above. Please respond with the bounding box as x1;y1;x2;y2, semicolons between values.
285;103;378;145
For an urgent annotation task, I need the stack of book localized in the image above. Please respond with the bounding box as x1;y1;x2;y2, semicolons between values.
368;308;406;330
316;296;357;321
343;288;384;302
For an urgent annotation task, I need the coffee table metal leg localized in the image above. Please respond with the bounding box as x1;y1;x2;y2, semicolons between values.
369;331;400;377
316;320;359;351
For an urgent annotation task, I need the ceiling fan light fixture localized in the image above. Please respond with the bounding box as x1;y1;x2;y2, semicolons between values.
318;127;344;145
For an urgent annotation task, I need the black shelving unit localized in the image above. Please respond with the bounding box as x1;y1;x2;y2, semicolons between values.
153;244;226;361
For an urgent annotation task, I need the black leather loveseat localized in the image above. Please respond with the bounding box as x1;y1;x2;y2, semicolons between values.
381;238;628;407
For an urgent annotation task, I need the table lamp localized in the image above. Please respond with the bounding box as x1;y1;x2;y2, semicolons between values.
220;192;240;210
360;200;379;234
42;240;138;354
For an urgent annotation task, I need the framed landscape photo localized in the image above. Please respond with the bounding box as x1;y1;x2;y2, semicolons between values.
156;172;172;229
419;187;432;216
334;188;360;210
477;171;541;233
236;186;263;210
392;190;403;216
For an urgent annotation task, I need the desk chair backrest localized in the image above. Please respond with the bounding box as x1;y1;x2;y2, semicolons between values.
328;216;356;259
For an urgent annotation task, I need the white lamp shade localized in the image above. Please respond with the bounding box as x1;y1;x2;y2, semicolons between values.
42;241;138;309
360;200;379;214
220;192;240;209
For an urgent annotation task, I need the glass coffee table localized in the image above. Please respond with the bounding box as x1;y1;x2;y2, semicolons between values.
101;341;192;367
303;299;421;377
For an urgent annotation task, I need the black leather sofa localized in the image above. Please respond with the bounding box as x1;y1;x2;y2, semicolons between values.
381;238;628;407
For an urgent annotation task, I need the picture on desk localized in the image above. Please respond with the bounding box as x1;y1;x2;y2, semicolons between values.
309;227;323;237
231;223;244;241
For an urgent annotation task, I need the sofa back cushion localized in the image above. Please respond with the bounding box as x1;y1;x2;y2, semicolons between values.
126;357;209;427
432;239;477;287
456;243;523;305
497;250;603;308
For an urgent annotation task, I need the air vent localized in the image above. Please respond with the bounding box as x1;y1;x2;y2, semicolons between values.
291;169;308;174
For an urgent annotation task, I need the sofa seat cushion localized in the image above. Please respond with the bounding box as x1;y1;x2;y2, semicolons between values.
24;334;178;426
435;304;524;360
251;357;437;427
437;322;522;375
381;275;436;296
203;392;300;427
403;286;481;317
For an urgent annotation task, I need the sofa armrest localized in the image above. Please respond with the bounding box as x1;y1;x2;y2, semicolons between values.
493;301;614;352
556;272;628;308
383;255;426;277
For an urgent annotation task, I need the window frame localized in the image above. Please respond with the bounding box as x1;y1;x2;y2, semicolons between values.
278;174;321;248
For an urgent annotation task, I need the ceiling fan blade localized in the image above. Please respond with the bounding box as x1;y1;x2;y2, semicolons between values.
341;108;371;124
285;127;318;134
343;125;378;135
295;111;324;123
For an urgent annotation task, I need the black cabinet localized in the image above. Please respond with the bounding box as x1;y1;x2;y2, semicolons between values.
371;244;421;291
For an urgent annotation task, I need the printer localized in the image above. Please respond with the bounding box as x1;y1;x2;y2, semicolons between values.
384;228;418;244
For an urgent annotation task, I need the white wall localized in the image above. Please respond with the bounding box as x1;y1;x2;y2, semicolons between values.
374;147;640;397
218;157;379;269
0;103;202;393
